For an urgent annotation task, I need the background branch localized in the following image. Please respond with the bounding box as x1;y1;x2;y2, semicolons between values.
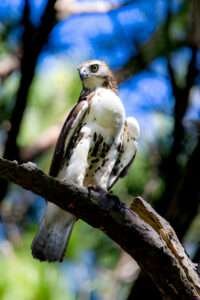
127;2;199;297
0;0;57;201
115;24;186;83
20;124;61;161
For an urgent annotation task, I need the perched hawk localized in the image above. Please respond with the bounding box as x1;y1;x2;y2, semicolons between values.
31;60;140;262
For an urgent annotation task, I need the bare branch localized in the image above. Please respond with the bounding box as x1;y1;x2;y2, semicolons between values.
20;124;61;161
0;157;199;299
115;25;186;83
0;0;57;201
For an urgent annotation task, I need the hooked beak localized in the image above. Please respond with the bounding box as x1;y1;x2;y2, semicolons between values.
78;67;90;80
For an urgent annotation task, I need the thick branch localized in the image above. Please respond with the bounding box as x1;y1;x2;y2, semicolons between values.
3;0;57;162
0;157;199;299
0;0;57;201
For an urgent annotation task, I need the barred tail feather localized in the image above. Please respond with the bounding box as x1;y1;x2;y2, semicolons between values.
31;203;75;262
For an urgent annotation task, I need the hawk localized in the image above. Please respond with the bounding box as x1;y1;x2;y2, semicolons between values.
31;60;140;262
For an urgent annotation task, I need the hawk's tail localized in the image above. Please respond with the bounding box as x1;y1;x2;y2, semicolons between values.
31;203;75;262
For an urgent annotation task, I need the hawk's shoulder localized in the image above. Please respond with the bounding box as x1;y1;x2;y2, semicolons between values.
78;88;95;103
49;99;89;177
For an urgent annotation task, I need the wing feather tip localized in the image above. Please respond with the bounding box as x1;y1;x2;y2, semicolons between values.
126;117;140;140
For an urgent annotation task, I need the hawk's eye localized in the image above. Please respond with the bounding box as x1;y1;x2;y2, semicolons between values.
90;64;99;73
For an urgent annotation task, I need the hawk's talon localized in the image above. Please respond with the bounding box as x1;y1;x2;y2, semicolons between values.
87;184;107;195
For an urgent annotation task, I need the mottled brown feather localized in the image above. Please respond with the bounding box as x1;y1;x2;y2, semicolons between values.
49;100;88;177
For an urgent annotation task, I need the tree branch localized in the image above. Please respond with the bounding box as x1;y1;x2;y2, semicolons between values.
128;3;199;298
157;14;198;217
115;25;186;83
0;157;199;299
0;0;57;201
165;136;200;238
189;0;200;47
20;124;61;161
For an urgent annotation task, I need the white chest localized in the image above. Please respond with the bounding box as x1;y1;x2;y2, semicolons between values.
88;88;125;129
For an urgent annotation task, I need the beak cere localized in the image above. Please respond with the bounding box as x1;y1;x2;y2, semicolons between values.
79;67;89;79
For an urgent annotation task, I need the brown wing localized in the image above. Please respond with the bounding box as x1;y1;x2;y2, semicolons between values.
108;119;139;189
49;100;89;177
108;152;136;190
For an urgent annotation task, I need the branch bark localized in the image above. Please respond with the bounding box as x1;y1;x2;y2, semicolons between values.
0;157;199;299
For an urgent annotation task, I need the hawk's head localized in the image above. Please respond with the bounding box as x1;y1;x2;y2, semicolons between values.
78;60;117;92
